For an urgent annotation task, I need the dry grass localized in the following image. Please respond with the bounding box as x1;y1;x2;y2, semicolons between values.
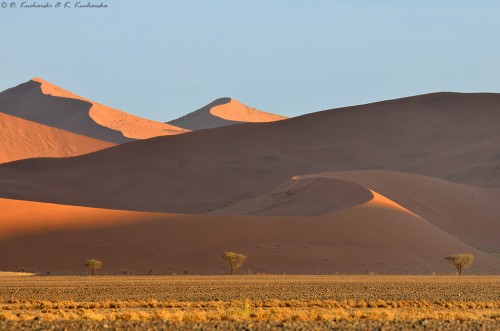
0;275;498;330
0;298;499;322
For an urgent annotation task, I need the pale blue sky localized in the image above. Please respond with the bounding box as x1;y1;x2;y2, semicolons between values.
1;1;500;121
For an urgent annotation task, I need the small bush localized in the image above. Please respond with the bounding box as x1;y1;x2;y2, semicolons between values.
445;254;474;275
222;252;247;275
84;259;103;276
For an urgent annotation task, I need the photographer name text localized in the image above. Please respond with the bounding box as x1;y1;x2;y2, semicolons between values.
1;1;109;9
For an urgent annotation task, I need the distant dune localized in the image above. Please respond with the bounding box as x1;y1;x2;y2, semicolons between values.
1;194;498;275
2;92;500;213
0;78;187;143
0;112;114;164
168;97;287;130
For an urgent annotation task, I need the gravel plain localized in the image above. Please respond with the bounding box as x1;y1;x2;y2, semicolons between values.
0;275;499;330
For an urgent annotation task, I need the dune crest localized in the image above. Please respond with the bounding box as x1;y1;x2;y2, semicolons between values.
32;77;188;139
362;189;421;216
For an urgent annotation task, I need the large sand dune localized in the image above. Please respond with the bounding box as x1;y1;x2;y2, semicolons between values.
0;78;187;143
1;92;500;214
0;112;114;164
299;171;500;256
1;195;498;275
168;97;286;130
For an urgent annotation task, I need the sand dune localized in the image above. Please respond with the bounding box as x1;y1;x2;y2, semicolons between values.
1;92;500;213
0;112;114;164
1;197;498;275
0;78;187;143
168;97;286;130
2;83;499;276
298;171;500;256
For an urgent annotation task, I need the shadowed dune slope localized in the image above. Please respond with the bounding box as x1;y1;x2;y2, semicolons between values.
0;112;115;164
33;78;188;139
298;171;500;256
1;92;500;212
210;177;374;216
0;80;131;144
168;97;286;130
0;197;498;275
0;79;187;143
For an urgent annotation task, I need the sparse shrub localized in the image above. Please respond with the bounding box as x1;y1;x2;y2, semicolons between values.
445;254;474;275
84;259;103;276
223;252;247;275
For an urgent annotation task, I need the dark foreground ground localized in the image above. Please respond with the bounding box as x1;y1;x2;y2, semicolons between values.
0;275;499;330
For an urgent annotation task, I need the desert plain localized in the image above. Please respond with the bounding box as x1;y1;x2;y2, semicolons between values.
1;275;499;330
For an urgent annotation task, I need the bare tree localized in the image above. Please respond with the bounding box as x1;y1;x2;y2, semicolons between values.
222;252;247;275
445;254;474;275
84;259;103;276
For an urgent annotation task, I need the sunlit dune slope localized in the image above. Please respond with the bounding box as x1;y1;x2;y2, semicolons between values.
0;112;114;164
168;97;286;130
0;197;498;275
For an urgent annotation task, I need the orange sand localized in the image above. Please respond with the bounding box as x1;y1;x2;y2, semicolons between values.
0;112;114;164
0;193;498;275
210;99;287;122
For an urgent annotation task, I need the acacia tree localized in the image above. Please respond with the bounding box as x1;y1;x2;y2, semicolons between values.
445;254;474;275
84;259;103;276
222;252;247;275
